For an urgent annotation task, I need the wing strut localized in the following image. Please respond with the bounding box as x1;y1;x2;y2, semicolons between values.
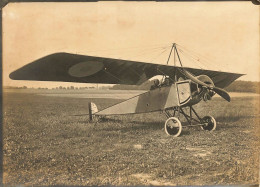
166;43;175;65
174;44;183;67
166;43;183;82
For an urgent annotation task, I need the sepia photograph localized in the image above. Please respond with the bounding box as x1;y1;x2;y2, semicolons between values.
2;1;259;186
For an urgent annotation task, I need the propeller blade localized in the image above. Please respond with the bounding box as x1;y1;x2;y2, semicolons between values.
179;68;231;102
180;68;211;87
212;87;231;102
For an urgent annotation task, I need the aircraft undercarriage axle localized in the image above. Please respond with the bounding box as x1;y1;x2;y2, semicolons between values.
164;106;216;137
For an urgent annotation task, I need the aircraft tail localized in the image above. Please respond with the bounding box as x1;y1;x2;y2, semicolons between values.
88;102;98;121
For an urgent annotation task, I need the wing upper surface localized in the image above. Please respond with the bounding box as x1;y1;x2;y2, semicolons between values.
9;52;244;88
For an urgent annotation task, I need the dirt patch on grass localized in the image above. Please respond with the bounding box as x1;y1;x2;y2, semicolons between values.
131;173;176;186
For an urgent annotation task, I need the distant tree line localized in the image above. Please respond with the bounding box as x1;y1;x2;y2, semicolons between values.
111;80;260;93
46;86;95;90
110;80;153;90
4;80;259;93
225;80;259;93
4;86;28;89
4;85;108;90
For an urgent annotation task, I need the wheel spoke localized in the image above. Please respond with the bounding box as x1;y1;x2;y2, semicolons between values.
201;115;216;131
165;117;182;137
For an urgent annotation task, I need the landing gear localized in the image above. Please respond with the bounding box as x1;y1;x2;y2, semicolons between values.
165;117;182;137
164;106;217;136
201;115;216;131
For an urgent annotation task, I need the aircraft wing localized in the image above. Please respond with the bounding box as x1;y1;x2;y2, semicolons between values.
10;52;244;88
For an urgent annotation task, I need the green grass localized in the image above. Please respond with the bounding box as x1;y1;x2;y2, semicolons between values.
2;91;260;186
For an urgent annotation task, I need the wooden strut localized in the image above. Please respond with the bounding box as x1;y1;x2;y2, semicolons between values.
164;106;203;127
166;43;175;65
88;102;93;121
163;44;204;127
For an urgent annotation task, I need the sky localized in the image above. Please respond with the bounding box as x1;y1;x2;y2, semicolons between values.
2;2;259;88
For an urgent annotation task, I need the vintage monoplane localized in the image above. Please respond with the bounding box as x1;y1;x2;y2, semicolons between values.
10;43;243;136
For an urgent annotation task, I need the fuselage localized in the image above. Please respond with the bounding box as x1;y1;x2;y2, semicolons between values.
95;79;213;116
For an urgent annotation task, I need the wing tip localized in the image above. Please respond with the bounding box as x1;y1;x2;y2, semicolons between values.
9;71;16;80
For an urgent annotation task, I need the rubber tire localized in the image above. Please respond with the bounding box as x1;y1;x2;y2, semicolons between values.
165;117;182;137
201;115;216;131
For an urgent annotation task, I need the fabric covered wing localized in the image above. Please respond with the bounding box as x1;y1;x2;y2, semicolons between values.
10;52;244;88
181;67;244;88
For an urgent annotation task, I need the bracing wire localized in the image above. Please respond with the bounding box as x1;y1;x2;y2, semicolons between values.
177;44;216;63
81;43;194;118
156;68;175;82
124;45;172;83
99;44;172;84
96;44;173;112
150;47;171;63
178;49;207;69
99;69;146;111
117;44;172;61
96;43;204;116
176;44;221;70
177;47;211;68
85;43;172;55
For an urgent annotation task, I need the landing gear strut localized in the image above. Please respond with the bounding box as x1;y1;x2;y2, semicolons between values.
164;106;216;137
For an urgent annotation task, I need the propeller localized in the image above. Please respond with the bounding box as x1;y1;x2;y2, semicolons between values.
212;87;231;102
179;68;231;102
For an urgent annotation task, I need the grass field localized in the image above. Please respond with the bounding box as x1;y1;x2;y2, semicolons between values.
2;89;260;186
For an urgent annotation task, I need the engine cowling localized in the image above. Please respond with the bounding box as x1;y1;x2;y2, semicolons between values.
196;75;215;101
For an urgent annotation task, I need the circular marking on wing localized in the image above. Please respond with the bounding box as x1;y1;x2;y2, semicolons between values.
68;61;104;77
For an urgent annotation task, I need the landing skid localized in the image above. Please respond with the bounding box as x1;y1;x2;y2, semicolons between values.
164;106;216;137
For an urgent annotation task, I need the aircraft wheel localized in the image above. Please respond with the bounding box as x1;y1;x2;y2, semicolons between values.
201;115;216;131
165;117;182;137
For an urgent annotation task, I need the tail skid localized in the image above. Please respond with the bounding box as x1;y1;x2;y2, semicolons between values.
88;102;98;121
